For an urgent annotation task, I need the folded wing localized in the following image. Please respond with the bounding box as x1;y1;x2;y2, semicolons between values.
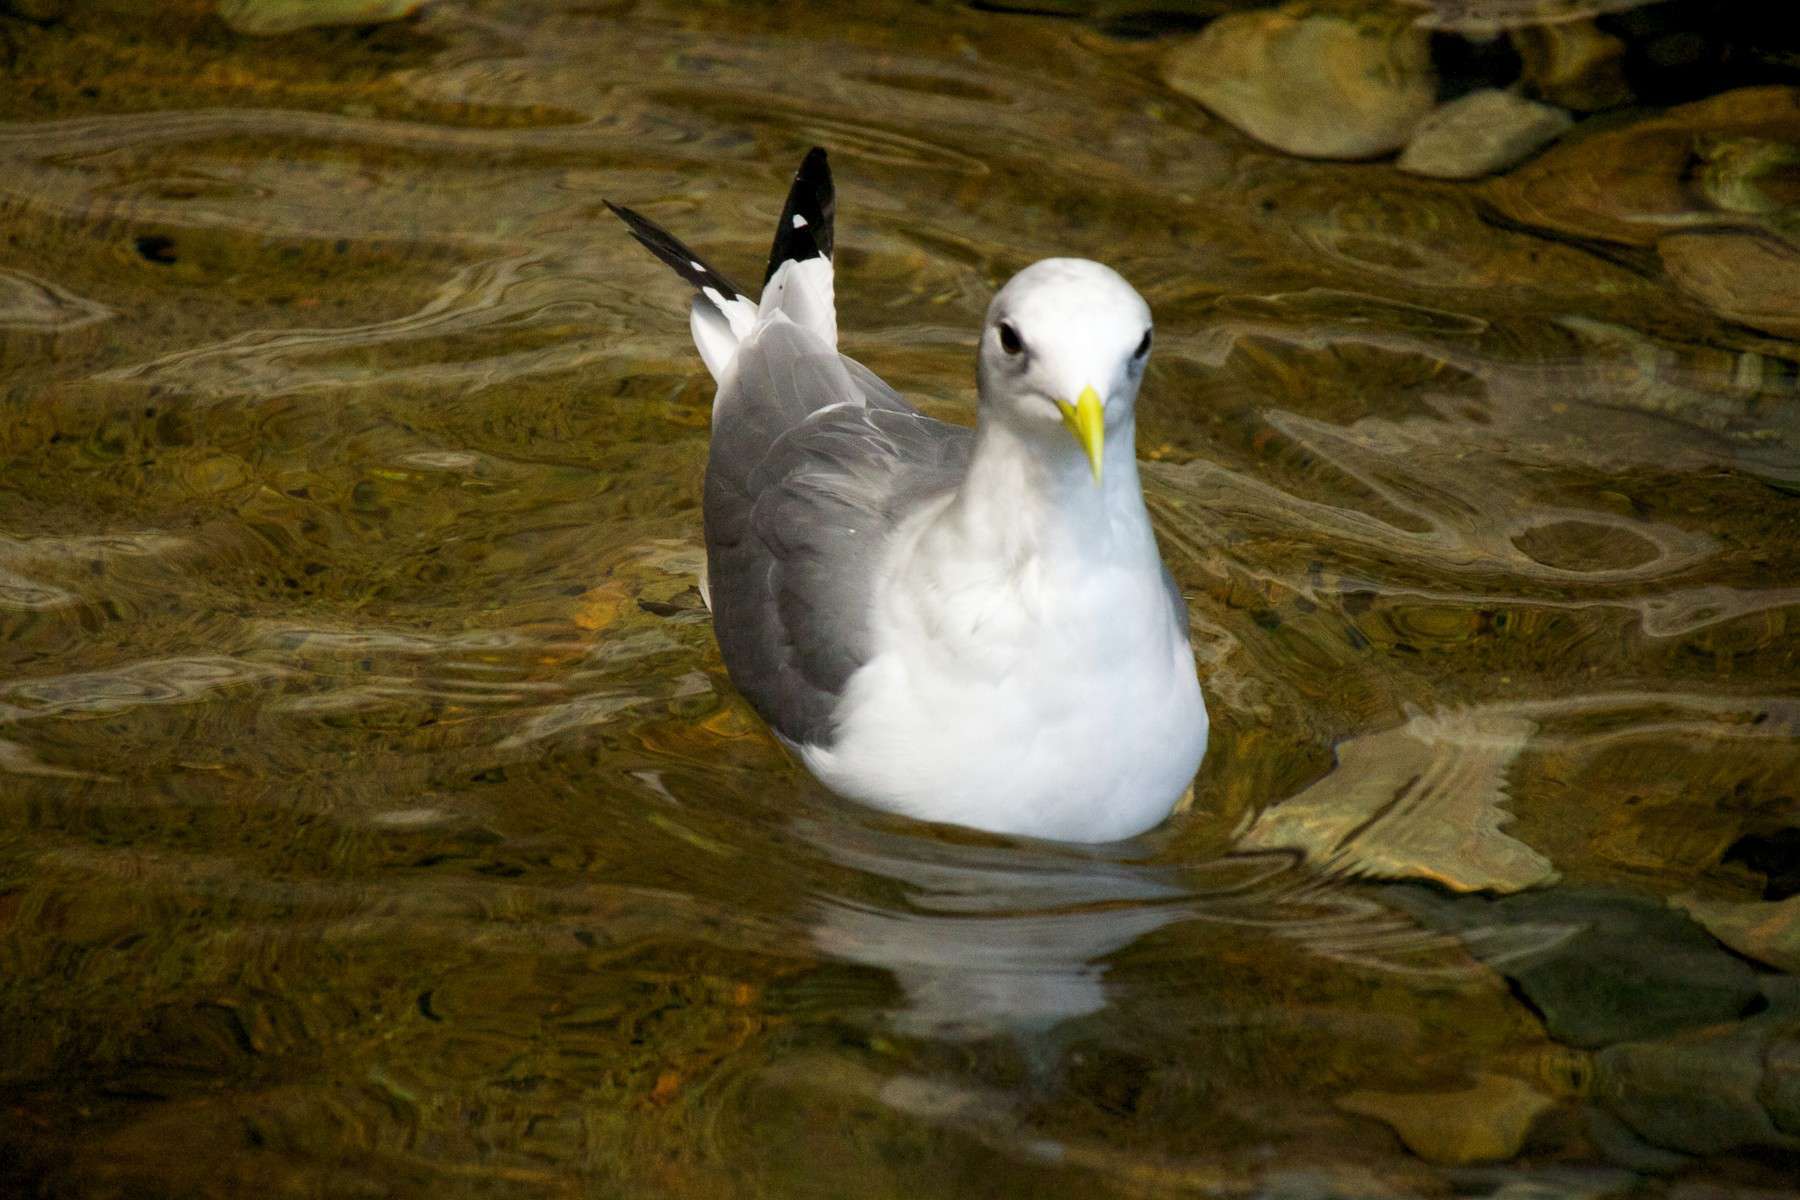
610;148;972;747
706;321;970;746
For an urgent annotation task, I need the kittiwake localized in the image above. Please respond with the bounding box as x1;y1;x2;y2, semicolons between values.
608;147;1207;842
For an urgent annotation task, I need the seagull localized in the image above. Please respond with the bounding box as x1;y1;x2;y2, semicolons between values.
607;148;1207;842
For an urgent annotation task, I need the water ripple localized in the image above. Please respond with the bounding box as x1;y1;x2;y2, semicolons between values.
0;268;115;334
1;656;283;721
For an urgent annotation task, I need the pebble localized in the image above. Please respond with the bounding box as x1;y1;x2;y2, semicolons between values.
1164;5;1436;160
1339;1073;1556;1165
1658;231;1800;341
1398;89;1573;180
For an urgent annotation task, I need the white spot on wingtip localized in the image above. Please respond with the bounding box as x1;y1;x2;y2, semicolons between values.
791;214;807;228
689;260;705;272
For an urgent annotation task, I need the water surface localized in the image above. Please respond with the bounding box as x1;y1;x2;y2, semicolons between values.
3;1;1799;1196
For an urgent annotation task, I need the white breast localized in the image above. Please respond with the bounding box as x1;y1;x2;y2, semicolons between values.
800;499;1208;842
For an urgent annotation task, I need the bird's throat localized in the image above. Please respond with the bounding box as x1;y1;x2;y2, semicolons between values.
948;415;1148;565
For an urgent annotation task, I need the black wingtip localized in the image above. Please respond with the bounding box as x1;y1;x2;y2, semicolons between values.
607;198;748;304
763;146;835;285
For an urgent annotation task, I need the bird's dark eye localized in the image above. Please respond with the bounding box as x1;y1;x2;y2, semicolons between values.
998;321;1023;356
1134;329;1152;359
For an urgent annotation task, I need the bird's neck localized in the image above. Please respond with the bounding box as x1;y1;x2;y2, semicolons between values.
944;414;1152;566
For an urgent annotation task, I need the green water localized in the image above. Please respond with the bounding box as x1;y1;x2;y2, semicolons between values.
2;1;1798;1196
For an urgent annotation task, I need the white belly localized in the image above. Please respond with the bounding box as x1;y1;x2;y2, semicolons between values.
800;560;1209;842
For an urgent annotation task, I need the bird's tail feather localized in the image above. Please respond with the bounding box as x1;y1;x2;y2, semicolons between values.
606;146;838;383
605;199;749;305
758;148;838;348
763;147;834;284
605;199;756;381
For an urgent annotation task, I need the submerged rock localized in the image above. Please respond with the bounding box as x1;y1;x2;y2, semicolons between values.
1488;86;1800;246
217;0;427;35
1163;5;1436;160
1674;891;1800;974
1595;989;1800;1158
1490;85;1800;341
1659;232;1800;341
1398;88;1572;179
1339;1073;1556;1165
1384;886;1765;1049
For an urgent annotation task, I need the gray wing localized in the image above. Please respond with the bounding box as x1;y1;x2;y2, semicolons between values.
704;321;971;747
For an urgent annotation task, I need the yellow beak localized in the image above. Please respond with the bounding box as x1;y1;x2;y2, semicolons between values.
1055;386;1105;484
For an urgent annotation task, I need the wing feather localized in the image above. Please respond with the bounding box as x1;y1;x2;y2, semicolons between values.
704;320;970;745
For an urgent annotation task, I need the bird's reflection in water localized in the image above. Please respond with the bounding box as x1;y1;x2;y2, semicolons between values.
812;890;1186;1040
801;817;1194;1039
796;816;1538;1044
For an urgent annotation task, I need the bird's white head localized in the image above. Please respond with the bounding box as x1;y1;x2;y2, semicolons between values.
976;258;1153;485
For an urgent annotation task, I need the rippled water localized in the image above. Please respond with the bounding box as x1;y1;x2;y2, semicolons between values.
3;2;1799;1196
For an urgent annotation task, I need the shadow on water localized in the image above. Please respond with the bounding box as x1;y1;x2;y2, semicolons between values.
1;0;1799;1196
